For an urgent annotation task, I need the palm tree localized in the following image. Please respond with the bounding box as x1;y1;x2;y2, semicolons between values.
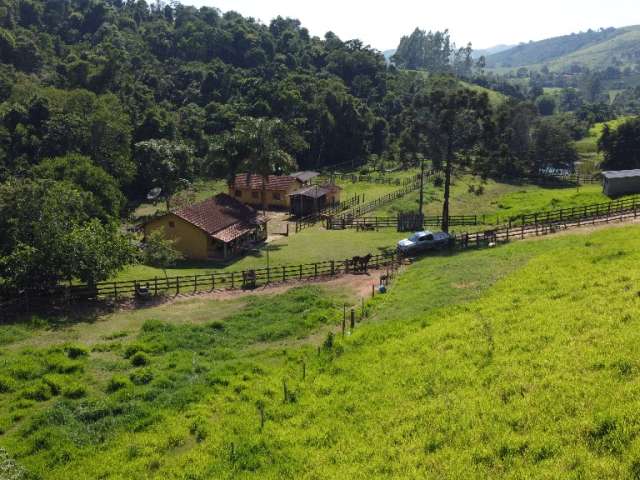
212;117;297;215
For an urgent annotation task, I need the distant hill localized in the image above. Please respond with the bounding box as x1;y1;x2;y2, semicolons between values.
473;44;513;58
485;25;640;71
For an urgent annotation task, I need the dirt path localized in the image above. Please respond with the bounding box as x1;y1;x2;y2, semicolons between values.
166;272;381;306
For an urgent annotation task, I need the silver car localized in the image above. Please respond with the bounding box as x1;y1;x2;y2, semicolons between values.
397;231;451;255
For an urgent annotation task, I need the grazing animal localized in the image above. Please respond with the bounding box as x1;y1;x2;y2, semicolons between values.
351;253;373;273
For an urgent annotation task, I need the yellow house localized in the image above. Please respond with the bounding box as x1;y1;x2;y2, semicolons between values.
230;173;307;209
143;193;267;261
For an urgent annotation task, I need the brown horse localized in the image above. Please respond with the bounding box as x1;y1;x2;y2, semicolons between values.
351;254;373;274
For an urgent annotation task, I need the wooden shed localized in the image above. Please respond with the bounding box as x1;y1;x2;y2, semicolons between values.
288;184;342;217
602;170;640;197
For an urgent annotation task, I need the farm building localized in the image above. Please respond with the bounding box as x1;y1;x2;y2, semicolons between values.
143;193;267;261
602;170;640;197
290;171;320;184
230;174;305;209
289;184;342;217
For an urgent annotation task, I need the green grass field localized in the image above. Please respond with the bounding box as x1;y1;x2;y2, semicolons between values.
373;173;615;223
3;224;640;478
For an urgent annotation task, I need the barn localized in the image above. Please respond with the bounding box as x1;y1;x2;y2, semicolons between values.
602;170;640;197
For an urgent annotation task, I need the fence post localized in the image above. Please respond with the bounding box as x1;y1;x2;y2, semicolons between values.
154;277;158;296
350;308;355;330
314;263;318;278
176;277;180;295
113;282;118;300
194;275;197;293
282;266;286;283
331;260;335;276
231;272;235;289
211;274;215;292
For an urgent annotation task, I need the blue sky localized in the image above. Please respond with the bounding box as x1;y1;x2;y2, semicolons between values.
186;0;640;51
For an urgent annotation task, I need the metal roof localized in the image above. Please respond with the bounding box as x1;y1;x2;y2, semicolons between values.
602;170;640;179
291;171;320;183
289;185;330;199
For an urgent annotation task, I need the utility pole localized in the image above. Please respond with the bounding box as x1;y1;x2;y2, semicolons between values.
418;154;425;216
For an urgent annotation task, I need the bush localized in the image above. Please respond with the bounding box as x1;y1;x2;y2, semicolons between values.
475;185;485;196
0;375;16;393
45;354;83;374
65;344;89;359
131;352;150;367
107;375;130;393
21;381;53;402
63;383;87;399
130;369;154;385
433;176;444;187
42;374;65;396
189;418;209;443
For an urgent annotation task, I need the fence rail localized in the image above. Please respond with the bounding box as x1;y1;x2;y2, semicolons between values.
334;172;430;221
326;214;479;230
0;253;398;318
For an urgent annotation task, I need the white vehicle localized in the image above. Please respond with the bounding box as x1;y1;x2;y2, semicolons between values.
397;230;452;255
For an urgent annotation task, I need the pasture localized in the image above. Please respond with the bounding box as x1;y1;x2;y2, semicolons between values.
3;224;640;478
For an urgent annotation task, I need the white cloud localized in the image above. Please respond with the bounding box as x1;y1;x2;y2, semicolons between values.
186;0;640;50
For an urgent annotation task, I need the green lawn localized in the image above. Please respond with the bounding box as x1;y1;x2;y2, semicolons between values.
3;224;640;478
373;173;615;224
574;116;635;174
116;226;405;281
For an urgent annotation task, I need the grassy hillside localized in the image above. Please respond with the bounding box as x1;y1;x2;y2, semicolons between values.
3;224;640;477
574;116;636;173
486;25;640;71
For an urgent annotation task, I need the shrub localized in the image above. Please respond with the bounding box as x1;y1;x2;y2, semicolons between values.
131;352;150;367
42;374;65;396
63;383;87;399
475;185;485;196
323;332;334;350
189;418;209;443
107;375;130;393
45;354;83;374
434;176;444;187
0;375;16;393
21;381;53;402
210;321;224;331
130;369;154;385
65;344;89;359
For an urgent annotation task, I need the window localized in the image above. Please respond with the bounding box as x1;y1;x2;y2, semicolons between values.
272;192;281;201
168;221;175;228
234;190;241;197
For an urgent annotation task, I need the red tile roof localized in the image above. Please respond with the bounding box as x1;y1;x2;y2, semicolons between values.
233;174;300;191
170;193;265;240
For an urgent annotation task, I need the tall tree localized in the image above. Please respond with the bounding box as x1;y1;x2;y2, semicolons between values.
212;117;300;213
412;79;492;232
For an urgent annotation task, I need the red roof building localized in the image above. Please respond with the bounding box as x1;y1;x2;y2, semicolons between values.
144;194;267;261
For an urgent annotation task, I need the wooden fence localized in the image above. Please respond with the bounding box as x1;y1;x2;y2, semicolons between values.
453;196;640;251
0;253;398;318
324;173;420;187
334;172;429;221
294;194;364;233
503;196;640;229
326;214;479;231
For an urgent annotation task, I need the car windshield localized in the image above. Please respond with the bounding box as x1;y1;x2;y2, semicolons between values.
408;234;422;242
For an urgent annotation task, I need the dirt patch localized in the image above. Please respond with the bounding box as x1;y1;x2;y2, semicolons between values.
167;272;381;306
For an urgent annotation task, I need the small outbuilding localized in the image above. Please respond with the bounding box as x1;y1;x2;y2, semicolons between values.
289;184;342;217
290;171;320;185
230;174;303;210
143;193;267;261
602;170;640;197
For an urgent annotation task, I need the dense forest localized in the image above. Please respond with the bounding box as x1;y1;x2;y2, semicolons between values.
0;0;613;291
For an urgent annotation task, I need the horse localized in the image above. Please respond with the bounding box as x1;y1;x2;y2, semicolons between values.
350;254;373;274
